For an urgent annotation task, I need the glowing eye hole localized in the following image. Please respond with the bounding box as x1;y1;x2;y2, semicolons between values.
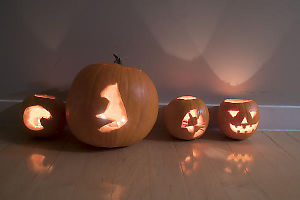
250;111;256;118
228;111;239;117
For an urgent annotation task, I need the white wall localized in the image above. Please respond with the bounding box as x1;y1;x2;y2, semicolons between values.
1;0;300;105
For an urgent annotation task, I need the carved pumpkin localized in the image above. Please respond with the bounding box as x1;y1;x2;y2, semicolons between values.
164;96;209;140
66;56;158;148
218;99;260;140
20;94;66;137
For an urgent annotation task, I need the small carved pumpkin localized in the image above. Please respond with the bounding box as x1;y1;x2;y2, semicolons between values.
217;99;260;140
164;96;209;140
66;55;158;148
20;94;66;137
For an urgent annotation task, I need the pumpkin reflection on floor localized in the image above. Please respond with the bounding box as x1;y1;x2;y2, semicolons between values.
204;147;254;175
27;153;53;174
178;143;202;176
224;153;254;175
101;182;125;200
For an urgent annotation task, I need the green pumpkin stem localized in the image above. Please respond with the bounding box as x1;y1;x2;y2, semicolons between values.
113;54;122;65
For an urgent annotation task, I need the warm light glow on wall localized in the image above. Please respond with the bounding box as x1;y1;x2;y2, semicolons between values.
134;0;297;93
133;0;227;60
203;1;297;87
20;1;81;50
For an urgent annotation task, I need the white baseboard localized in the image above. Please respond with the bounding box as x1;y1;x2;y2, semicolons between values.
255;105;300;131
1;100;299;132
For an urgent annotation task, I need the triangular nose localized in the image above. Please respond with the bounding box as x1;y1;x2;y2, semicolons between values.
241;117;248;124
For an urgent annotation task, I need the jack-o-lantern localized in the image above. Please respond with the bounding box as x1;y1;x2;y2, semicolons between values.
66;55;158;148
20;94;66;137
218;99;260;140
164;96;209;140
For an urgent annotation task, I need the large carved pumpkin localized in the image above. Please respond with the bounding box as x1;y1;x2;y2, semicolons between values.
164;96;209;140
20;94;66;137
218;99;260;140
66;56;158;147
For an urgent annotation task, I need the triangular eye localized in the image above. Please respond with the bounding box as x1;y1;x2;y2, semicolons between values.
250;111;256;118
228;110;239;117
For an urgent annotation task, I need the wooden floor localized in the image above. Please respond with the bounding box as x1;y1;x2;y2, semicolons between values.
0;104;300;200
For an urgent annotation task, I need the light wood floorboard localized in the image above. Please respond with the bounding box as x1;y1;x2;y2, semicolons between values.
0;105;299;200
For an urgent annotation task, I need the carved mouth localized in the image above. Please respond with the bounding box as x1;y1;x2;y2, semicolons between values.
229;122;258;134
182;125;206;138
23;105;52;131
96;114;127;133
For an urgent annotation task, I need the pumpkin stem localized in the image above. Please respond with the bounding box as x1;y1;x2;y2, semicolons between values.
113;54;122;65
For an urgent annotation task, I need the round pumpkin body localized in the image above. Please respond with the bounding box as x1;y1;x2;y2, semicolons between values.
66;62;158;148
20;94;66;137
164;96;209;140
218;99;260;140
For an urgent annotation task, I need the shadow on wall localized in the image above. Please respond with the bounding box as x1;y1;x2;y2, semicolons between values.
1;0;300;105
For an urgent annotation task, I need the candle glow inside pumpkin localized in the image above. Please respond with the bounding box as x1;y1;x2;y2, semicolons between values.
177;96;197;100
181;109;206;138
96;83;128;133
23;105;52;131
34;94;56;99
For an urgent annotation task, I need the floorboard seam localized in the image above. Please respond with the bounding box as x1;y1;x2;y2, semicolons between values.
264;132;296;160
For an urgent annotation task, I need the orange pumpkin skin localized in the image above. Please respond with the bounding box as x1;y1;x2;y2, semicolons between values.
164;96;209;140
217;99;260;140
66;62;158;148
20;94;66;137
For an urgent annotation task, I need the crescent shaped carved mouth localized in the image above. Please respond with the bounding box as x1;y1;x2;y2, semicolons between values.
229;122;259;134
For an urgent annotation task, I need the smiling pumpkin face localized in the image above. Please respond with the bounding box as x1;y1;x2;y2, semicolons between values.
218;99;260;140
